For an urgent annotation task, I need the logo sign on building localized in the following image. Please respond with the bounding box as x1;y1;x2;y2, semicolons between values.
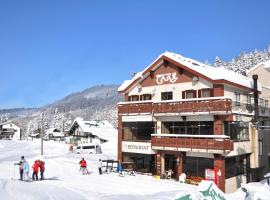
122;141;155;154
156;72;178;85
205;168;215;181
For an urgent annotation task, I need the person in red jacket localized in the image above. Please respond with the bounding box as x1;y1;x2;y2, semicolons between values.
32;160;39;181
79;158;87;175
38;160;45;180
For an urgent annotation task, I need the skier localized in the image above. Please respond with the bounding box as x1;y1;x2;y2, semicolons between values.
23;161;30;182
98;159;102;175
118;161;123;176
32;160;39;181
14;156;25;180
79;158;87;175
38;160;45;180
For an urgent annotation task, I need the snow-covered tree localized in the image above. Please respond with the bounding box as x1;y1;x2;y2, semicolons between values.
214;56;222;67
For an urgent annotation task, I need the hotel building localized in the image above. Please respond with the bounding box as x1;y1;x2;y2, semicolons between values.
117;52;270;192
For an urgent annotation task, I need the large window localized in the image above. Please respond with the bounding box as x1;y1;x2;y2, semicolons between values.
161;92;173;100
224;121;249;141
185;157;214;178
122;122;156;141
161;121;213;135
225;155;248;179
122;153;155;173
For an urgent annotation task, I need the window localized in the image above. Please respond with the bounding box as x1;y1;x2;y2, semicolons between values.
246;95;251;105
224;121;249;141
235;92;240;106
161;92;173;100
201;89;212;98
259;138;263;156
265;100;269;108
122;122;156;141
185;90;196;99
225;155;248;178
129;95;139;101
185;157;214;178
140;94;152;101
161;121;213;135
259;98;265;107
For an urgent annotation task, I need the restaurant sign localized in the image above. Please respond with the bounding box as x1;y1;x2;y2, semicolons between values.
122;141;155;154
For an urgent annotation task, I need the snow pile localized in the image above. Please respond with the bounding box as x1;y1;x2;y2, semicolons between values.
174;180;226;200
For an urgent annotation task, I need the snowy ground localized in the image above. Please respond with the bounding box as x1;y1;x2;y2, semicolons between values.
0;140;267;200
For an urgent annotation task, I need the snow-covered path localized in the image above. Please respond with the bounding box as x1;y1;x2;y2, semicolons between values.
0;140;196;200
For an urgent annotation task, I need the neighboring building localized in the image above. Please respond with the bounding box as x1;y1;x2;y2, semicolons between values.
117;51;270;192
44;128;65;141
246;61;270;183
68;117;116;145
0;121;21;140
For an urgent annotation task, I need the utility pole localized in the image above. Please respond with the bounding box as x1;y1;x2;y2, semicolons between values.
41;112;44;155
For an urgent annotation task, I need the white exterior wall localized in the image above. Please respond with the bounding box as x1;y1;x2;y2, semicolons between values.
2;123;20;140
224;85;249;104
225;175;247;193
128;78;212;101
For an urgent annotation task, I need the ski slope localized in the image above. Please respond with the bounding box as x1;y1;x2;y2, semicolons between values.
0;140;268;200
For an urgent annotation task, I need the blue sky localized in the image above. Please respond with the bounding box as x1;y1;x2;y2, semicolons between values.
0;0;269;108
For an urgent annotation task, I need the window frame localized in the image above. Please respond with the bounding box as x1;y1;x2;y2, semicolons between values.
161;92;173;101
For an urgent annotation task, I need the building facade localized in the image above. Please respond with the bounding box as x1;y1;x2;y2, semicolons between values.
117;52;270;192
0;121;21;140
68;117;117;145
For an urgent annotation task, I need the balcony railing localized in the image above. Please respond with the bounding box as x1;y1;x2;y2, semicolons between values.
118;97;232;115
151;134;233;153
232;102;270;117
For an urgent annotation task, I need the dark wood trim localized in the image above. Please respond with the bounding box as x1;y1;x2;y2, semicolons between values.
119;55;253;94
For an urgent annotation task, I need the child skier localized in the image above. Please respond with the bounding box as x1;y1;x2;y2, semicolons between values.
32;160;39;181
79;158;88;175
23;161;30;181
38;160;45;180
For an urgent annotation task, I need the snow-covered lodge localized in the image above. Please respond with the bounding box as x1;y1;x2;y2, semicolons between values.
117;52;270;192
68;117;117;145
0;121;21;140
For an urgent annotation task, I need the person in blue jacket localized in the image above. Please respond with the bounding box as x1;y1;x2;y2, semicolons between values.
23;161;30;181
118;161;123;176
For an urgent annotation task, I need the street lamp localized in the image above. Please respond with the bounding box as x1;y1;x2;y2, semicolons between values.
40;112;44;155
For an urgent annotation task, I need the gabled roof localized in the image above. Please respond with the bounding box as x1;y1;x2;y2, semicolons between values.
246;60;270;74
69;118;116;141
118;51;260;93
0;121;20;129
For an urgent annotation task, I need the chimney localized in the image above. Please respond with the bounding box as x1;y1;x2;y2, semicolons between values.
252;74;259;123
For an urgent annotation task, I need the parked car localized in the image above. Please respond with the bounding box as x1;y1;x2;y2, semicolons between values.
76;143;102;154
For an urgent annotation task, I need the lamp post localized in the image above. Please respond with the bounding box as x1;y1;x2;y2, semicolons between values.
40;112;44;155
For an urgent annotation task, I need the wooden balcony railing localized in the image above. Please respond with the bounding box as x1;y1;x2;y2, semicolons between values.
118;97;232;115
151;134;233;152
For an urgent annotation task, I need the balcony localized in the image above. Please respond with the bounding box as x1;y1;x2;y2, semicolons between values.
151;134;233;154
118;97;232;115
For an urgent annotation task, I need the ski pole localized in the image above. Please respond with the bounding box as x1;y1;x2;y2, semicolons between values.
13;164;15;180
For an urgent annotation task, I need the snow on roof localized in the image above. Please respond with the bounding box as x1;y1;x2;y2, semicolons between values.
246;60;270;74
70;118;116;141
0;121;15;126
119;51;259;92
